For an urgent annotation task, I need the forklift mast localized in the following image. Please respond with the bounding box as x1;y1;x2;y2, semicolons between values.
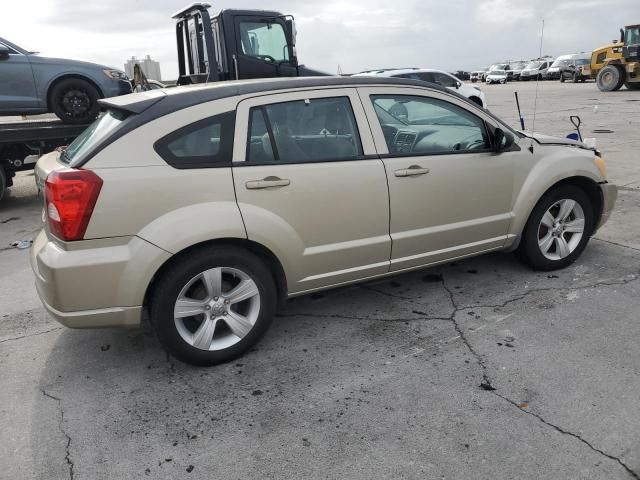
172;3;325;85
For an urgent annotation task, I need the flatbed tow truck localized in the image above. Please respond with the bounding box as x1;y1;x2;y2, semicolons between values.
0;2;323;202
0;118;88;200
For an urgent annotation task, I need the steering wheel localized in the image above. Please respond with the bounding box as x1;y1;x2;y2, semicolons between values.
466;138;487;150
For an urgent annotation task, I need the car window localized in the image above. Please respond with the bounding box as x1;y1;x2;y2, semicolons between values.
431;73;458;88
370;95;490;155
239;21;288;62
246;97;363;164
154;112;235;169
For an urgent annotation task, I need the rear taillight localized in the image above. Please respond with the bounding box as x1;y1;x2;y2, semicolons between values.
44;169;103;241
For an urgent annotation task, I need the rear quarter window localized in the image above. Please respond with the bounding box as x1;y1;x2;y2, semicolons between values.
154;111;235;169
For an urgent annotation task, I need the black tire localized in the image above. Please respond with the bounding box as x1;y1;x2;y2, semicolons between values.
150;246;277;366
0;166;6;202
49;78;100;124
596;65;624;92
572;73;579;83
516;185;594;271
560;74;565;83
625;82;640;90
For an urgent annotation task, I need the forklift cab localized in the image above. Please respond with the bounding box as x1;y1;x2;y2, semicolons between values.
173;3;299;85
622;25;640;62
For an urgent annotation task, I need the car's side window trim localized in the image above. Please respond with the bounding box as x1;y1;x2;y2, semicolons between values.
357;86;515;157
233;88;378;163
153;110;236;169
238;92;370;165
0;41;20;55
369;93;493;157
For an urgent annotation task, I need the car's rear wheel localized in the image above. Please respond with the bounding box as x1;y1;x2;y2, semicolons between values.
50;78;100;124
517;185;594;271
150;247;276;366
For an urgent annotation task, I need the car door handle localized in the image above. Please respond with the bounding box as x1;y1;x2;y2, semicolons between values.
245;176;291;190
394;165;430;177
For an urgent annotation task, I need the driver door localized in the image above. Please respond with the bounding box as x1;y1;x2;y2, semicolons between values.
358;86;516;272
0;42;38;112
233;16;297;79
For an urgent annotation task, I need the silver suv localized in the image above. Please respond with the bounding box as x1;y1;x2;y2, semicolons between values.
31;77;617;365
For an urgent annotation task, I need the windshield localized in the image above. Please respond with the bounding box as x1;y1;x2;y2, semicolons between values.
489;69;507;75
512;62;527;70
525;61;543;70
551;59;572;67
239;21;289;62
60;111;126;165
575;58;590;66
625;27;640;45
489;64;508;71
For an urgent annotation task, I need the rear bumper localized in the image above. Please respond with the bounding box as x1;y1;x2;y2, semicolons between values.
30;229;170;328
596;182;618;231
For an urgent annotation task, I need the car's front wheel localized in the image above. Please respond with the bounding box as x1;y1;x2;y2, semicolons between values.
517;185;594;271
49;78;100;124
150;247;277;366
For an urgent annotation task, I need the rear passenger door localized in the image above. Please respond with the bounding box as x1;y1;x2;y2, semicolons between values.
232;89;391;294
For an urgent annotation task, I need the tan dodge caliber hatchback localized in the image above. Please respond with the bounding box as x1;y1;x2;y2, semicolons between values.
32;77;617;365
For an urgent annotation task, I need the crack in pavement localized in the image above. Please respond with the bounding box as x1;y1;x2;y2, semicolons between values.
593;237;640;253
40;389;74;480
439;272;640;479
0;327;63;344
492;390;640;479
277;311;451;323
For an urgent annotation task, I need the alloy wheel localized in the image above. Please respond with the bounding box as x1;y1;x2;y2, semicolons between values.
60;87;91;118
537;199;585;260
174;267;261;351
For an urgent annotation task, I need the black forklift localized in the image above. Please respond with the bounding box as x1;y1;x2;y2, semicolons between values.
173;2;326;85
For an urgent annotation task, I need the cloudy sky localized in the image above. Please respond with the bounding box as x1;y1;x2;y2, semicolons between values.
3;0;634;80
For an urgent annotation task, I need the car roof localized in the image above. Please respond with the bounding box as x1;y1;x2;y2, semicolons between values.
353;68;450;77
100;75;455;116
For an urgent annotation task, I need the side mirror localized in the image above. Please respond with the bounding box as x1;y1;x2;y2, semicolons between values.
494;128;514;152
284;18;298;67
456;81;461;89
0;45;10;60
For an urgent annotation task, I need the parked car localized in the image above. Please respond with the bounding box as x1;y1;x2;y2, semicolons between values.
470;68;489;82
508;61;528;80
486;66;509;84
520;60;553;81
0;37;131;124
31;76;617;366
559;56;591;83
453;70;471;81
353;68;486;107
546;54;589;80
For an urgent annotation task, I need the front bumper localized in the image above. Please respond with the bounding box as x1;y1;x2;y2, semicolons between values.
30;230;170;328
596;182;618;231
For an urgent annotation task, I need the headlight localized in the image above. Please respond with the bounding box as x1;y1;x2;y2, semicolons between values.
594;156;607;179
103;69;128;80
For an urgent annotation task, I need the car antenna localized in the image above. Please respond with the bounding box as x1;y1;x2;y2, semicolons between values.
514;92;525;130
530;18;545;153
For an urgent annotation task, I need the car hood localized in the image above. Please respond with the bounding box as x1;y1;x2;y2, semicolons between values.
518;131;591;150
28;54;119;72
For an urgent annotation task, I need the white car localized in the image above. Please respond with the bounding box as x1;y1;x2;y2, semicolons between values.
353;68;486;108
486;69;509;84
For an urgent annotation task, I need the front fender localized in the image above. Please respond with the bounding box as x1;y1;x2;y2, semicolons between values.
509;148;601;239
